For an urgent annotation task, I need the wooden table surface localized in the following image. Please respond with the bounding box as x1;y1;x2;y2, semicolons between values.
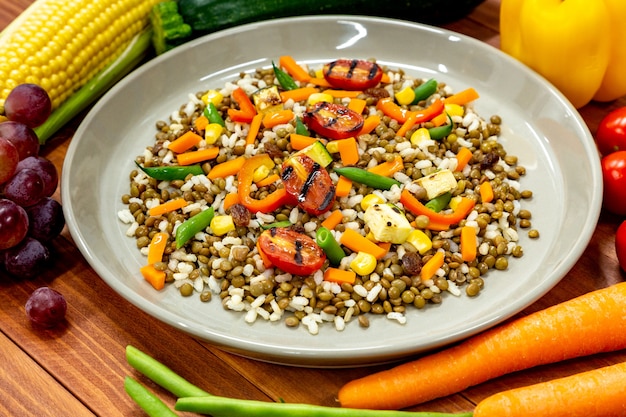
2;1;626;415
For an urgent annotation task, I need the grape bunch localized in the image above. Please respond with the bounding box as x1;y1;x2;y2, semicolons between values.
0;84;65;279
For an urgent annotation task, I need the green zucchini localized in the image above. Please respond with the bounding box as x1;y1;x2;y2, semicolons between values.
153;0;485;55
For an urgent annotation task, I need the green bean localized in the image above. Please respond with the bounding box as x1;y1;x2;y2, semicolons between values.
425;192;452;213
411;78;438;104
126;345;211;398
204;102;225;127
124;376;179;417
333;167;401;190
316;226;346;266
175;207;215;249
295;116;310;136
428;114;454;140
272;61;299;90
175;395;472;417
136;161;204;181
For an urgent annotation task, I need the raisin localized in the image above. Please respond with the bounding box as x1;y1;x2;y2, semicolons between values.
401;252;422;275
229;203;251;227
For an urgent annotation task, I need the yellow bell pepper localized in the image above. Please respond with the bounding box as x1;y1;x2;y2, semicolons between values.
500;0;626;108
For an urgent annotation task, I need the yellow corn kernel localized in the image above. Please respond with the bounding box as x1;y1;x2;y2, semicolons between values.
307;92;333;106
0;0;162;109
395;87;415;106
444;103;464;117
252;164;270;183
410;127;431;145
360;194;384;211
325;141;340;154
202;90;224;107
406;230;432;255
449;195;463;211
350;252;377;276
210;215;235;236
204;123;223;145
314;68;324;79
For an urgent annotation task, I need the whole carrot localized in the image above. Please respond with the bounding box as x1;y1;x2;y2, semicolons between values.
338;282;626;410
473;361;626;417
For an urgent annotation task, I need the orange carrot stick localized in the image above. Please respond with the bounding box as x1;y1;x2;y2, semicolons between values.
223;193;240;210
443;87;479;105
279;87;319;103
455;147;473;171
347;98;367;114
290;133;320;150
321;209;344;230
208;156;246;180
460;226;477;262
479;180;494;203
367;155;404;177
395;111;419;138
148;198;188;217
168;130;203;153
279;55;311;82
308;77;332;88
194;115;209;132
176;147;220;166
255;173;280;188
337;137;359;166
323;268;356;285
338;282;626;410
140;264;166;290
340;229;387;260
334;176;352;197
420;250;444;282
323;89;363;98
474;361;626;417
357;114;381;136
245;113;263;145
262;109;294;128
146;232;169;265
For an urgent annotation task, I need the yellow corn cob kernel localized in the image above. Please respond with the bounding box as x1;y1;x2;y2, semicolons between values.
410;127;431;146
395;86;415;106
444;103;465;117
202;90;224;107
210;215;235;236
0;0;162;110
360;194;384;211
350;252;377;276
449;195;463;211
406;229;432;255
307;92;333;106
325;141;340;154
252;165;270;183
204;123;223;145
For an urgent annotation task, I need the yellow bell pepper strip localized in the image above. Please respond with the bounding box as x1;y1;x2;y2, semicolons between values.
227;88;257;123
237;154;292;214
500;0;617;108
400;189;476;227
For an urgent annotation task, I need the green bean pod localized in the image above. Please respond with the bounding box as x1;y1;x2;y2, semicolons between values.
425;192;452;213
272;61;299;90
175;207;215;249
333;167;402;190
124;376;179;417
316;226;345;266
411;78;438;104
136;162;204;181
428;114;454;140
204;102;225;127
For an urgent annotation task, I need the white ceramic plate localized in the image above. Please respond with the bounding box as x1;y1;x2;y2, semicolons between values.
62;16;602;367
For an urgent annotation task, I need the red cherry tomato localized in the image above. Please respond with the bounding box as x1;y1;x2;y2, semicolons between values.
616;221;626;272
257;227;326;276
323;59;383;91
601;150;626;216
302;102;363;140
281;154;335;216
596;107;626;156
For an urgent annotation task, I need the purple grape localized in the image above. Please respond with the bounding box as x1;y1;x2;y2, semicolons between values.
3;237;50;279
4;84;52;128
0;121;40;160
2;168;44;207
16;156;58;197
26;197;65;242
0;137;19;184
0;198;29;250
25;287;67;328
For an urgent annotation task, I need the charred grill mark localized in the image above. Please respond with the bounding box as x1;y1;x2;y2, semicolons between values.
347;59;358;79
281;165;294;181
298;163;321;202
294;240;303;265
319;185;336;211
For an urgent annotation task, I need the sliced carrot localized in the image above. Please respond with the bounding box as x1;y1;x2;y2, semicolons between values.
337;137;359;166
340;229;387;260
443;87;480;105
338;282;626;411
262;109;294;128
167;130;203;153
279;87;319;103
348;98;367;114
430;111;449;127
356;114;381;136
334;176;353;197
223;193;240;210
396;111;419;138
148;198;188;217
255;173;280;188
278;55;311;82
146;232;169;265
246;113;263;145
321;209;344;230
455;147;473;171
208;156;246;180
140;264;166;291
308;77;332;88
290;133;320;150
420;250;444;282
479;181;495;203
194;115;209;132
367;155;404;177
381;72;391;84
323;89;363;98
323;267;356;285
474;361;626;417
460;226;477;262
176;147;220;166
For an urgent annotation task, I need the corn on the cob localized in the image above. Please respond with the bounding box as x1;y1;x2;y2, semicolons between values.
0;0;162;110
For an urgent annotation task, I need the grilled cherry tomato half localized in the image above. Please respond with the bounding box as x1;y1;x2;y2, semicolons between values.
323;59;383;91
601;150;626;216
257;227;326;276
302;101;363;140
616;220;626;272
281;154;335;216
596;107;626;156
